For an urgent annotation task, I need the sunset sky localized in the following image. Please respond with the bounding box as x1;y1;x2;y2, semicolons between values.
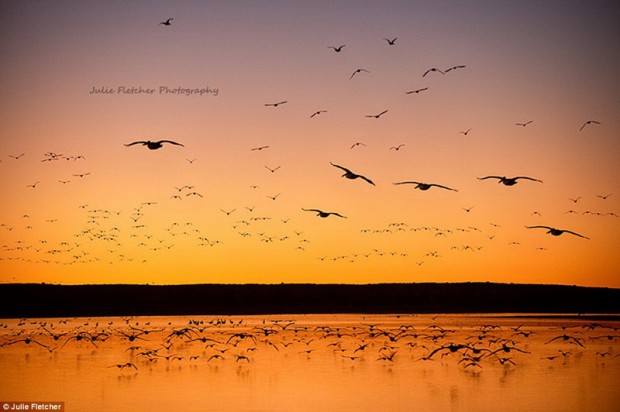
1;1;618;287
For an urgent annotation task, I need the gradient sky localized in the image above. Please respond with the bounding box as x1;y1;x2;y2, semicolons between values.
1;1;619;287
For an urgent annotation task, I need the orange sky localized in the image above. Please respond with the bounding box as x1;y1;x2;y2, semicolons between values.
1;1;619;287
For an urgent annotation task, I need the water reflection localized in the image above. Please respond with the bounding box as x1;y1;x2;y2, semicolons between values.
0;314;619;411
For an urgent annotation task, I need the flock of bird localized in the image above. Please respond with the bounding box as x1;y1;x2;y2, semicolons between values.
0;17;617;282
1;316;618;374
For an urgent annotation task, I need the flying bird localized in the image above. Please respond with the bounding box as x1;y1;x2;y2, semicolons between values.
458;128;472;136
265;101;287;107
406;87;428;95
525;226;590;239
384;37;397;45
159;18;173;26
393;181;458;192
328;45;345;52
9;153;25;160
477;176;542;186
516;120;533;127
302;208;346;218
310;110;327;118
350;68;370;79
125;140;184;150
251;146;269;151
596;193;612;200
330;162;375;185
579;120;600;131
445;65;466;73
422;68;444;77
389;144;405;151
350;142;366;149
264;165;281;173
366;110;388;119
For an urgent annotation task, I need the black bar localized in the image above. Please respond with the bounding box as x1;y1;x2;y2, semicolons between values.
1;283;619;318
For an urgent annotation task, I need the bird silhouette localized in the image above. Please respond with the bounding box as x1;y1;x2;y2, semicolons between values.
384;37;397;45
389;144;405;151
478;176;542;186
579;120;600;131
366;109;388;118
350;68;370;79
406;87;428;94
108;362;138;371
422;68;444;77
310;110;327;118
393;181;458;192
159;18;173;26
328;45;345;52
251;145;270;151
125;140;184;150
302;208;346;218
458;128;472;136
265;165;281;173
525;226;589;239
445;65;466;73
330;162;375;185
516;120;533;127
265;101;287;107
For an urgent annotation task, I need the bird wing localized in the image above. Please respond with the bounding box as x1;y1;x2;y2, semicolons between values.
158;140;184;146
302;208;322;213
431;184;457;191
525;225;552;230
125;141;147;147
564;230;589;239
330;162;350;173
360;175;376;186
514;176;542;183
393;181;420;185
331;212;347;218
378;109;388;116
477;176;502;181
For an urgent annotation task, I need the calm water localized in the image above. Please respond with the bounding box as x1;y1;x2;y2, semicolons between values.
1;314;619;412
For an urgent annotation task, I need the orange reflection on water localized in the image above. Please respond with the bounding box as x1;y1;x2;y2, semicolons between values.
0;314;619;411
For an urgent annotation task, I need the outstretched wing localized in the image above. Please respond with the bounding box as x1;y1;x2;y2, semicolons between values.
431;184;458;191
525;225;553;230
477;176;502;181
564;230;590;240
125;141;147;147
359;175;376;186
330;162;350;173
393;181;420;186
159;140;184;146
515;176;542;183
330;212;347;218
302;208;322;213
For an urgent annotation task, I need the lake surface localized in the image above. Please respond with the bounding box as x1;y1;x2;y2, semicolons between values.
1;314;619;411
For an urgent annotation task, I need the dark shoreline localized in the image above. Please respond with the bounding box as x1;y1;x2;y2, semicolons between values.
1;282;619;318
